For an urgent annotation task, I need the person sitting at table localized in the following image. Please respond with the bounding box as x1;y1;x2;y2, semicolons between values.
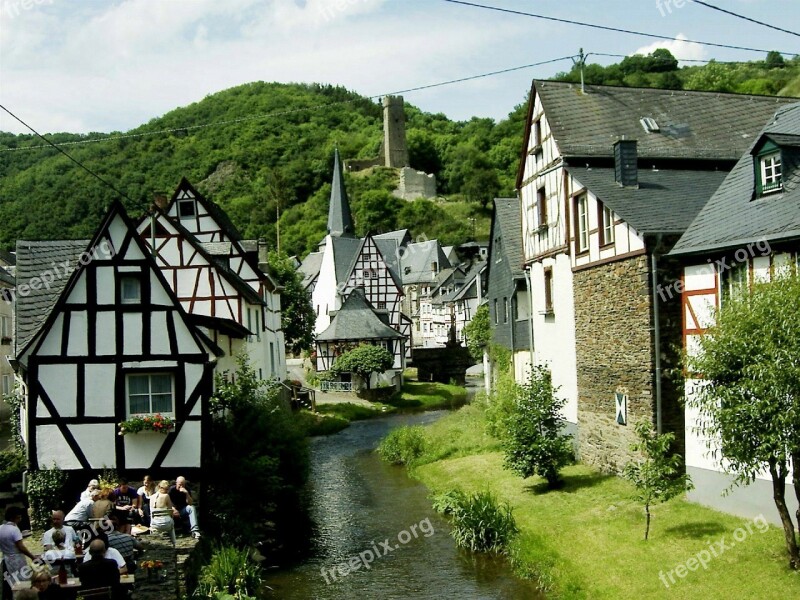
109;479;137;535
90;488;115;521
80;479;100;502
135;475;156;526
64;490;98;525
42;510;78;552
105;515;141;574
168;476;200;538
30;569;59;599
41;530;75;575
78;540;122;599
150;480;178;546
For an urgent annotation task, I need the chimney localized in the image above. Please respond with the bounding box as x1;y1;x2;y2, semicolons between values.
153;192;169;210
257;238;268;264
614;139;638;188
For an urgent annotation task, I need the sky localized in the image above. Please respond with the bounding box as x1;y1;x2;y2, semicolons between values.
1;0;799;135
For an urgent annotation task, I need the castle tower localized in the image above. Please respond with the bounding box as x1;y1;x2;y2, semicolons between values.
327;148;355;238
383;96;409;168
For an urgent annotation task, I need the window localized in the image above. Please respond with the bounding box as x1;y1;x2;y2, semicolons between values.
533;119;542;146
599;204;615;246
537;187;547;229
544;268;554;313
270;342;276;375
494;299;499;325
377;301;386;309
722;260;748;301
0;316;9;341
255;310;261;342
503;297;508;323
2;375;10;396
120;275;141;304
416;321;420;332
178;199;196;219
575;194;589;253
759;152;783;194
127;373;173;415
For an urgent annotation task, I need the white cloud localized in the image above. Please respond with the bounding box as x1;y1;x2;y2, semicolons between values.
631;34;707;64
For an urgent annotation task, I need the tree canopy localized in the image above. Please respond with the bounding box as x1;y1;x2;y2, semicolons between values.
330;344;394;389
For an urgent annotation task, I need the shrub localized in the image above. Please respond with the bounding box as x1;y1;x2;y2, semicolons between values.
27;467;69;527
0;448;25;488
377;426;427;465
193;544;263;600
502;366;573;489
433;489;518;553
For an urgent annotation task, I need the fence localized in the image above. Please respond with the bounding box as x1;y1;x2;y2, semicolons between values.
320;381;353;393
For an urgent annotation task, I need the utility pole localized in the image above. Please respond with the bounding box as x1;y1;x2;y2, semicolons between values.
572;48;588;94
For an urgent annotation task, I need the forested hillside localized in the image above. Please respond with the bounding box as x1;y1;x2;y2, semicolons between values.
1;50;798;259
0;83;522;258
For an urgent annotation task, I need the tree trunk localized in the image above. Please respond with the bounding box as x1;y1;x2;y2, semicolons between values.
645;504;651;541
791;451;800;557
768;457;800;569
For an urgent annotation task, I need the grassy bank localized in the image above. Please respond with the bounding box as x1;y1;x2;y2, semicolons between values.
298;379;468;436
409;406;800;599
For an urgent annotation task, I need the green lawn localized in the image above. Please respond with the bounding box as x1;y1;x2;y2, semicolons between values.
410;407;800;599
387;381;469;411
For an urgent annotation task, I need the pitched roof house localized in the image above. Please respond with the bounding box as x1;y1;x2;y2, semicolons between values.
514;80;796;473
670;101;800;523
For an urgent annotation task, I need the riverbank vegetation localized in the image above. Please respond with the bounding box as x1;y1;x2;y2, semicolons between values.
393;400;800;598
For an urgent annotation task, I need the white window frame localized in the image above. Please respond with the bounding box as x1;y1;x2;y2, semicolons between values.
120;275;141;304
126;373;175;417
601;205;615;245
576;195;590;253
760;152;783;194
2;375;10;396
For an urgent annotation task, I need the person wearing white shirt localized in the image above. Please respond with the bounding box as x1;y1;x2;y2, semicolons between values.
104;545;128;574
42;510;78;551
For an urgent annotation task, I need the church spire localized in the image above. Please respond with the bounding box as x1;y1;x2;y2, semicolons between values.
327;148;354;238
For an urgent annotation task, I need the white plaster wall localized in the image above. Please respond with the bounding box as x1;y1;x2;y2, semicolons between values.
96;267;115;305
84;364;116;416
162;421;201;468
96;312;116;355
122;313;143;355
312;237;340;334
530;255;578;425
150;312;170;355
37;425;81;469
38;364;77;417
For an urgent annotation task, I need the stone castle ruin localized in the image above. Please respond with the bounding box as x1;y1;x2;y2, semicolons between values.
345;96;437;201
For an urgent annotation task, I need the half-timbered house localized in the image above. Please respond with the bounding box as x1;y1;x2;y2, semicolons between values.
515;80;795;472
670;101;800;523
15;202;217;474
136;178;286;380
301;150;409;373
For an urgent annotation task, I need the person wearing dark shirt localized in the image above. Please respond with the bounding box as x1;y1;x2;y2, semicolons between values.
167;476;200;538
78;539;122;599
109;479;137;534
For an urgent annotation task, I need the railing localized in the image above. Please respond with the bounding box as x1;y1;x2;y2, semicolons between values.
320;381;353;393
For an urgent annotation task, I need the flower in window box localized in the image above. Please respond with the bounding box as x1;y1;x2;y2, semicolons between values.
118;414;175;435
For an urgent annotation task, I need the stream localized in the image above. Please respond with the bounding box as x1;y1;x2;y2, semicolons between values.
266;410;544;599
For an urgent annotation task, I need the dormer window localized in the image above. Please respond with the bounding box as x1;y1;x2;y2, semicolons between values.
759;152;783;195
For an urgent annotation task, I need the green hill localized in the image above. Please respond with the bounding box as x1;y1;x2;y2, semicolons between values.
0;83;517;257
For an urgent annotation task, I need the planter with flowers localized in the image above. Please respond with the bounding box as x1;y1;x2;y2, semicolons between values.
141;559;165;581
118;414;175;436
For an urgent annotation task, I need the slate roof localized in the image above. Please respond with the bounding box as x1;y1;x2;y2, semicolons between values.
168;177;244;242
400;240;451;284
0;249;16;267
672;102;800;255
374;238;403;287
329;236;363;284
316;288;403;341
374;229;411;248
0;266;14;287
201;242;232;255
568;167;728;234
493;198;525;278
15;240;89;354
533;80;797;161
298;251;323;289
327;148;355;238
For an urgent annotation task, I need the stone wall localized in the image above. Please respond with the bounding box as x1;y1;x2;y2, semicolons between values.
573;252;684;474
393;167;436;200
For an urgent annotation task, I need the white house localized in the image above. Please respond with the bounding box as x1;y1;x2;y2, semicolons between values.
15;202;217;474
670;101;800;523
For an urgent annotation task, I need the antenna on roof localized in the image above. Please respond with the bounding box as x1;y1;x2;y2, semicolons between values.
572;49;588;94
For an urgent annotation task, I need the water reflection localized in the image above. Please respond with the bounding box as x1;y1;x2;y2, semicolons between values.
266;411;543;599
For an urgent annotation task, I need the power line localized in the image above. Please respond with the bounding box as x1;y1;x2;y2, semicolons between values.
440;0;796;56
689;0;800;38
1;55;576;153
590;52;759;65
0;103;135;201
